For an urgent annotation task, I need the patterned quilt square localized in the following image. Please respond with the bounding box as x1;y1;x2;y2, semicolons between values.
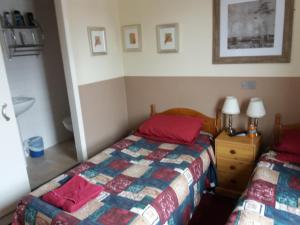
133;139;160;151
152;167;179;182
71;199;104;220
122;164;150;178
145;149;170;161
98;208;137;225
14;196;34;223
127;145;142;152
289;176;300;190
238;211;274;225
112;139;135;150
189;158;203;181
188;144;206;153
127;183;145;193
276;188;299;208
142;205;160;225
170;174;190;205
196;134;211;146
91;173;113;185
151;187;179;224
159;143;178;151
35;212;52;225
140;178;169;190
126;135;142;142
52;212;80;225
252;167;279;185
102;195;137;210
24;206;37;224
247;180;276;207
89;151;112;165
83;166;121;179
109;159;132;171
67;162;96;177
140;187;162;199
105;174;136;194
172;146;199;158
30;197;61;218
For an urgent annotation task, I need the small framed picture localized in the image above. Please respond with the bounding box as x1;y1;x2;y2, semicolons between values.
122;24;142;52
156;23;179;53
87;27;107;55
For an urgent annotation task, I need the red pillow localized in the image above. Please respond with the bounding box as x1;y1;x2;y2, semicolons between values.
275;152;300;164
275;129;300;155
136;114;203;145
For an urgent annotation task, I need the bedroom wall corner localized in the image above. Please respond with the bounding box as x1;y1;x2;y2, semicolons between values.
79;78;129;157
61;0;128;156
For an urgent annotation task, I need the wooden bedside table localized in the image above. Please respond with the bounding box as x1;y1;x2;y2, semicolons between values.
215;131;261;197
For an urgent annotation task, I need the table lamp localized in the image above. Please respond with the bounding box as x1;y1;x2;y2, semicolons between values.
246;98;266;135
222;96;240;135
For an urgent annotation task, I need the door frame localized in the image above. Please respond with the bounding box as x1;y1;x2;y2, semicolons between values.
54;0;88;161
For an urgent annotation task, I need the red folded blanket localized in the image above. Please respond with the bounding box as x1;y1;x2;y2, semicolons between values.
42;175;104;212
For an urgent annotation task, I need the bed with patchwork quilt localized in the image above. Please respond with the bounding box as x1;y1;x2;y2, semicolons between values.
13;132;217;225
227;151;300;225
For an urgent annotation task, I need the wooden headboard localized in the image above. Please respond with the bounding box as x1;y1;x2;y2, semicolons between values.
274;113;300;145
150;104;222;137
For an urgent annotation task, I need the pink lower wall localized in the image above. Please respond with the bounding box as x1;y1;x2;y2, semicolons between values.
79;77;129;157
78;76;300;154
125;76;300;147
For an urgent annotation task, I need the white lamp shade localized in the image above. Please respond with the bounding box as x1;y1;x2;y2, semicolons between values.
247;98;266;118
222;96;240;115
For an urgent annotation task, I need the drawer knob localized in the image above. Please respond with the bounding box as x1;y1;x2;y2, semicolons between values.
230;165;236;170
230;149;236;154
230;179;237;184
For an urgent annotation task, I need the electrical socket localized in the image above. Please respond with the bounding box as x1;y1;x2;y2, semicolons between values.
241;81;256;90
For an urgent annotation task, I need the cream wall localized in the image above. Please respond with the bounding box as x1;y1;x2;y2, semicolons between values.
119;0;300;76
66;0;124;85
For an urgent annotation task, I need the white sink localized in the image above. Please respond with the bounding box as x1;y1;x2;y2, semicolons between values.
12;97;35;117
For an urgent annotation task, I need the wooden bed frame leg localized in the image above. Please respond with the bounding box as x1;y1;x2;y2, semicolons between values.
150;104;156;116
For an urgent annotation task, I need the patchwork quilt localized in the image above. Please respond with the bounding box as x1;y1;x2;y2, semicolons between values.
13;133;217;225
227;151;300;225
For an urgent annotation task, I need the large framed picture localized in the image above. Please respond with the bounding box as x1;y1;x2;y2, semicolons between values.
87;27;107;55
213;0;294;64
122;24;142;52
156;23;179;53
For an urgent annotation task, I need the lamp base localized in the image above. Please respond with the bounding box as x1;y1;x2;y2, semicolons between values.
226;127;236;136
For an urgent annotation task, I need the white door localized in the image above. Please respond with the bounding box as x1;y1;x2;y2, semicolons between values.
0;45;30;218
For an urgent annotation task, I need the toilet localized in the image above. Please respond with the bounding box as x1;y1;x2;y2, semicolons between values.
62;116;73;133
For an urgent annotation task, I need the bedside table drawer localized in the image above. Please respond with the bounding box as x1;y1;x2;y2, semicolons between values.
216;143;253;161
217;158;253;175
218;171;249;191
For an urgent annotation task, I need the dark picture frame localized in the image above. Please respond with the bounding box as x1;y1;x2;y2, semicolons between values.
213;0;294;64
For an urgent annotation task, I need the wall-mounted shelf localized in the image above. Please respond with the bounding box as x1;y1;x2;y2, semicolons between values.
2;25;39;29
1;23;44;59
